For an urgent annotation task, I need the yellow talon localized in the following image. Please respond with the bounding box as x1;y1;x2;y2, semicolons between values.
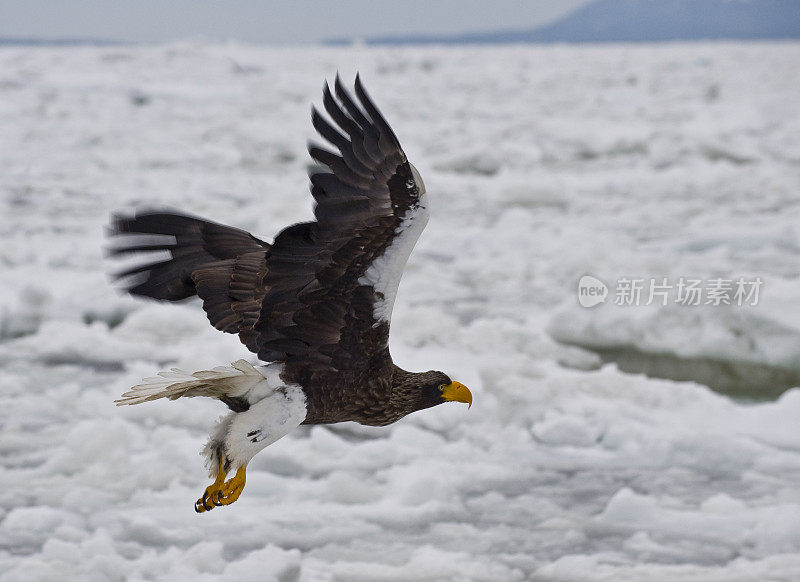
216;466;246;506
194;461;247;513
195;459;227;513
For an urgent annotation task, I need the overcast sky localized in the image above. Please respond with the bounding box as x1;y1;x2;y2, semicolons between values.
0;0;592;44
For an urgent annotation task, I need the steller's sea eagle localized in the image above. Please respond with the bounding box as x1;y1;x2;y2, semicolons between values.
107;75;472;513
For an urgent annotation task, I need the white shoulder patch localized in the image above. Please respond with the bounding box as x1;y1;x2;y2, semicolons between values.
358;198;430;325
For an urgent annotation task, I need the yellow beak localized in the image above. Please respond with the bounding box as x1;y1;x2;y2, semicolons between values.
441;381;472;409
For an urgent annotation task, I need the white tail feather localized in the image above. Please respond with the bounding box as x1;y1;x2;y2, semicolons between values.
116;359;264;406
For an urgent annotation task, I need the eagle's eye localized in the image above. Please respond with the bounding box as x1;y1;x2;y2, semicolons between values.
438;383;446;392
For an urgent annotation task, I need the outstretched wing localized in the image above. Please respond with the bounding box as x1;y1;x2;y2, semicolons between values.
108;211;270;350
107;76;428;376
253;74;428;372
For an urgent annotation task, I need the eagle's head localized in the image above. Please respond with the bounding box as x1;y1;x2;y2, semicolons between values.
414;370;472;412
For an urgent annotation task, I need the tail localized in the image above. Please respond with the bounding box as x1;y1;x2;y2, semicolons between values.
106;210;270;301
116;359;265;406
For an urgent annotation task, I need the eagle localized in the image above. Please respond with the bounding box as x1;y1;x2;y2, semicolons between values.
108;75;472;513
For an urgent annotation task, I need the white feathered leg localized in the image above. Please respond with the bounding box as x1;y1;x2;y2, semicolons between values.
114;359;307;512
201;413;236;479
224;385;308;467
195;384;307;513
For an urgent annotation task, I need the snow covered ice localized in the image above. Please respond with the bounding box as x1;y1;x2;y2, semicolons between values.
2;42;800;581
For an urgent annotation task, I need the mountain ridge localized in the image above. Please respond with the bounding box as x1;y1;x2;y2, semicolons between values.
328;0;800;45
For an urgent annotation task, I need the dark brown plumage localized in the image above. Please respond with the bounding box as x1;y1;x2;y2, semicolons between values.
108;75;471;511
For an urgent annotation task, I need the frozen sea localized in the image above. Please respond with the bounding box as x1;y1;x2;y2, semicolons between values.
1;42;800;581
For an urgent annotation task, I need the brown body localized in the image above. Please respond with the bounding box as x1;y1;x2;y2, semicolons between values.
108;76;471;513
298;361;449;426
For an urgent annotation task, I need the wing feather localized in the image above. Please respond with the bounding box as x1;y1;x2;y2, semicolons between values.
107;211;269;342
253;77;427;376
107;77;427;386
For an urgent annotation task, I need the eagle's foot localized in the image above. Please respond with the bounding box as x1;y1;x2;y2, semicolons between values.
215;465;246;506
195;459;227;513
194;460;246;513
